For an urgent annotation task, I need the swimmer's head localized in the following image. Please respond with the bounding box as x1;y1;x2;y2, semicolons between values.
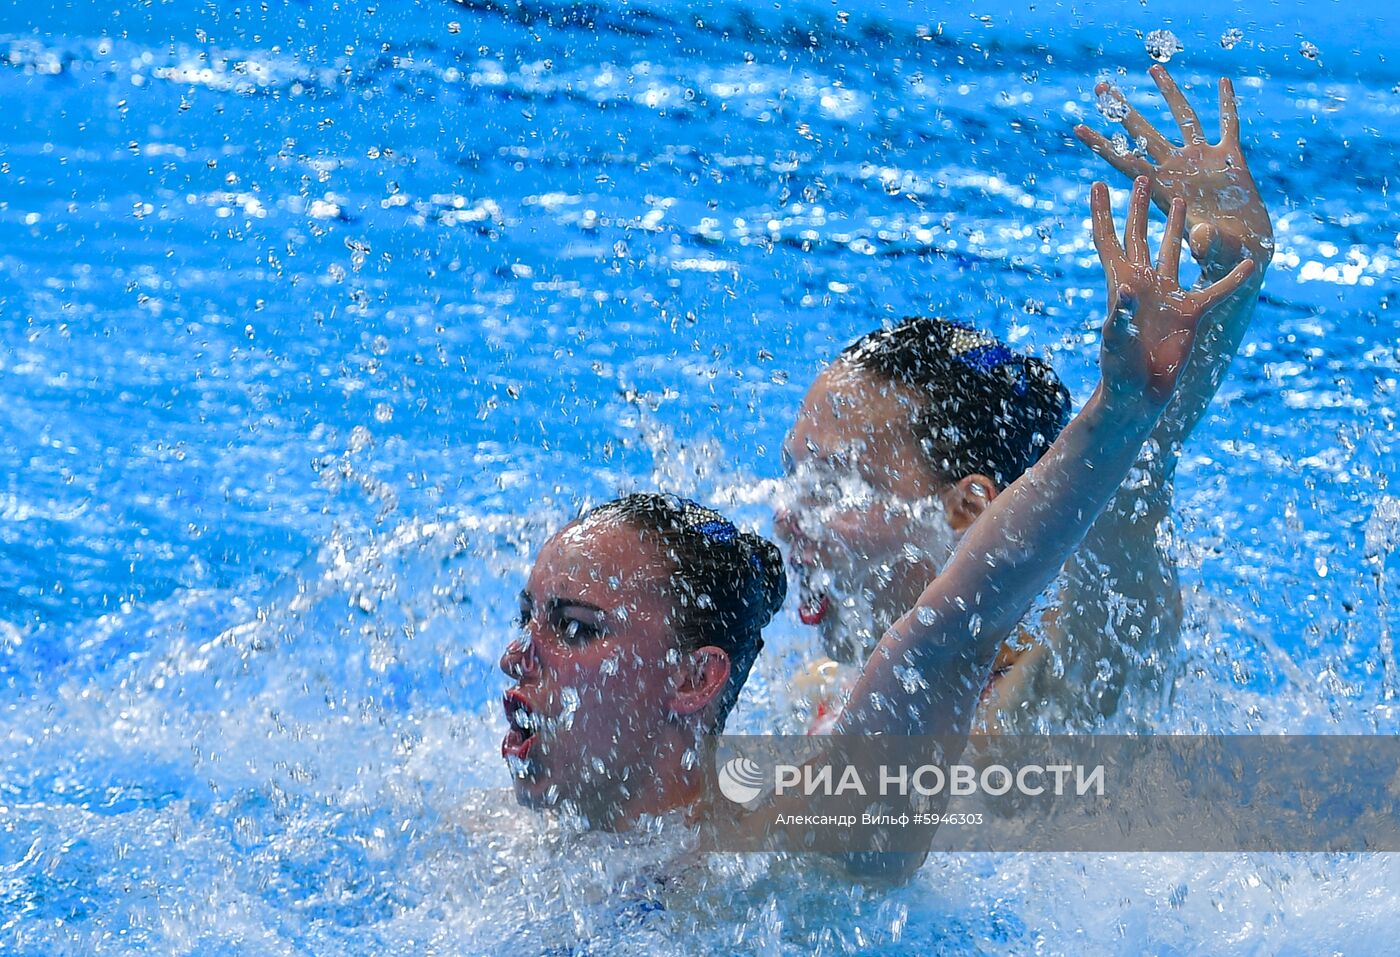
583;494;787;729
775;317;1070;661
500;493;785;826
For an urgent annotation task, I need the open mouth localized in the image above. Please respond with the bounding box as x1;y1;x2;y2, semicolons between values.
502;689;538;760
788;553;832;626
798;590;830;626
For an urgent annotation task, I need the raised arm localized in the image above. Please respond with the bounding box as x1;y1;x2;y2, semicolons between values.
1000;68;1276;730
1075;65;1273;460
832;177;1254;742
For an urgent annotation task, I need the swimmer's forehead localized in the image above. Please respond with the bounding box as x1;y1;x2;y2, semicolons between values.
528;514;676;609
783;363;923;468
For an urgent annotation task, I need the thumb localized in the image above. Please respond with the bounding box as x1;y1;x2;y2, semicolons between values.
1188;222;1217;263
1108;283;1138;336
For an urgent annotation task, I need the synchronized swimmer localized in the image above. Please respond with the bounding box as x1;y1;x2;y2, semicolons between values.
498;64;1269;880
778;64;1272;735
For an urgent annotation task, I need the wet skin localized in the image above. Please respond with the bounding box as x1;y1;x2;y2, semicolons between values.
500;518;726;826
777;66;1273;732
775;362;1024;677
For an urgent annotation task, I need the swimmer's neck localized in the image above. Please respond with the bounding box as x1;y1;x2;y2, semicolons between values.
826;557;937;662
579;729;713;832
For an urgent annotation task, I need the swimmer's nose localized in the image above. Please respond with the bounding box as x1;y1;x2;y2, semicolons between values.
500;636;539;681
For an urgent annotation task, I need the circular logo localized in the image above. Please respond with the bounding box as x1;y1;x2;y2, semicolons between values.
716;756;767;805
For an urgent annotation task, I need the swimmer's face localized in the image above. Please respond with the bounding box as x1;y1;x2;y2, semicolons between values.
499;517;698;819
774;362;960;659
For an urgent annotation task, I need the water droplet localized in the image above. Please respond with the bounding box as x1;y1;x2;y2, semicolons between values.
373;402;393;423
893;665;928;695
681;748;699;770
1300;40;1320;61
1096;88;1130;122
346;237;370;272
560;687;581;729
447;20;461;33
1220;27;1244;49
1144;29;1184;63
370;334;390;356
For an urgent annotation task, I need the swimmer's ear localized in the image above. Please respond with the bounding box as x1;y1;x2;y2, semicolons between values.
942;474;1000;532
667;646;732;718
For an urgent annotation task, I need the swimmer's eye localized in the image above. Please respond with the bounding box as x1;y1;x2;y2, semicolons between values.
539;599;606;645
559;617;601;645
516;607;531;629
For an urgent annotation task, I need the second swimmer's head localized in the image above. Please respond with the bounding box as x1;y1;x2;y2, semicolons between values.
776;316;1071;660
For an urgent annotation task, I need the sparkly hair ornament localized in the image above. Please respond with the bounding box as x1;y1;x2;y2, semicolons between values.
669;495;763;567
943;322;1029;395
839;316;1072;487
580;492;788;731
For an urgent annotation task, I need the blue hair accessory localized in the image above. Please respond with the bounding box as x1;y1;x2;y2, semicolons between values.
952;341;1029;396
954;342;1014;373
693;519;738;544
669;495;741;545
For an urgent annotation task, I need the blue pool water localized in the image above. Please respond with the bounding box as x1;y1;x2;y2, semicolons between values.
2;0;1399;952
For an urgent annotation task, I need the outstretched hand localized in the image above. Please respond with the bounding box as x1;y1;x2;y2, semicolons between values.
1075;65;1273;282
1092;177;1255;408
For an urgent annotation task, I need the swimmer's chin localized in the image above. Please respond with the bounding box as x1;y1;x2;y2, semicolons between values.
817;605;885;664
510;776;557;810
818;614;863;664
505;751;556;807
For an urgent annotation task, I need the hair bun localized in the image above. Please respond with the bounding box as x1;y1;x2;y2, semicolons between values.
742;531;788;623
1020;355;1072;459
840;316;1072;486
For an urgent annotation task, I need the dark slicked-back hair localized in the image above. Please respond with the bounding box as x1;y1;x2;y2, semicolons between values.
581;493;787;732
839;316;1072;489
